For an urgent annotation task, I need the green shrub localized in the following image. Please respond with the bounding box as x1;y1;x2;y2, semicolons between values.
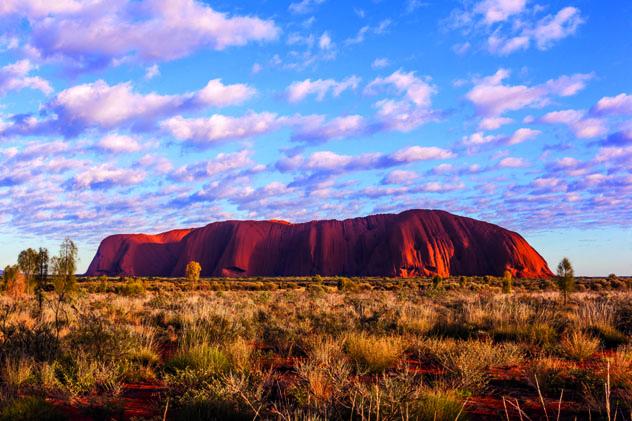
414;389;465;421
166;372;267;421
56;353;124;398
67;315;136;361
96;275;109;293
117;278;145;296
615;302;632;335
502;270;513;294
0;323;60;362
0;397;66;421
587;324;628;347
307;283;326;297
1;357;34;396
166;343;230;374
337;278;356;291
416;338;522;393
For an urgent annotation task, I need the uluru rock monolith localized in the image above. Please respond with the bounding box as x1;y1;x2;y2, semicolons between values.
86;209;552;278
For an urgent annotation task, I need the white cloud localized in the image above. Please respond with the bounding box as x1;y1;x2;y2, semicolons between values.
172;150;254;181
8;0;280;68
532;7;584;50
448;2;584;56
307;151;356;170
372;99;437;132
346;26;370;46
474;0;527;25
319;32;333;50
406;0;428;14
479;116;513;130
540;109;607;138
286;76;360;103
345;20;391;45
276;155;304;172
289;0;325;15
144;64;160;80
51;78;255;129
382;170;417;185
284;144;453;174
138;154;173;174
466;69;592;117
462;127;540;149
205;150;253;176
0;0;82;18
595;145;632;164
97;134;143;154
462;132;501;146
73;164;145;189
508;128;541;144
452;42;471;55
390;146;455;162
371;58;390;69
366;70;435;107
499;157;528;168
594;93;632;116
287;32;315;48
196;79;255;107
292;115;366;142
161;112;281;146
0;59;52;96
487;34;530;55
432;163;455;174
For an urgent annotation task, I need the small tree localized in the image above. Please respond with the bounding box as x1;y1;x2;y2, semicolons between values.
185;261;202;287
502;270;513;294
432;275;443;289
52;238;78;296
556;257;574;305
2;265;14;289
51;238;78;338
2;264;24;295
18;248;38;293
34;248;49;316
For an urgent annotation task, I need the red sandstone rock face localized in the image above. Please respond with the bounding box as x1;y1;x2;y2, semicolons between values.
86;209;553;278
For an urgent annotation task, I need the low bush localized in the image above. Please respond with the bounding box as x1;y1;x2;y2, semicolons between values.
56;352;124;399
2;356;34;396
0;397;66;421
414;389;465;421
166;343;230;374
561;331;600;360
225;338;254;373
345;333;403;373
117;278;145;296
586;323;628;347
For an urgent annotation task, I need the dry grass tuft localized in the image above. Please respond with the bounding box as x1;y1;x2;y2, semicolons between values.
345;333;404;373
561;330;600;361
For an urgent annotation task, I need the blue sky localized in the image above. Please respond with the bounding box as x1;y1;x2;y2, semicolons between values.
0;0;630;275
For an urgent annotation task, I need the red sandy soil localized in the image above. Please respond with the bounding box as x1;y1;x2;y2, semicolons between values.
86;209;553;279
50;355;603;420
121;383;166;419
52;344;620;419
49;382;166;421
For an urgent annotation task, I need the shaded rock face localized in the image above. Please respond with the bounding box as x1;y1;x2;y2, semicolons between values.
86;209;553;278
